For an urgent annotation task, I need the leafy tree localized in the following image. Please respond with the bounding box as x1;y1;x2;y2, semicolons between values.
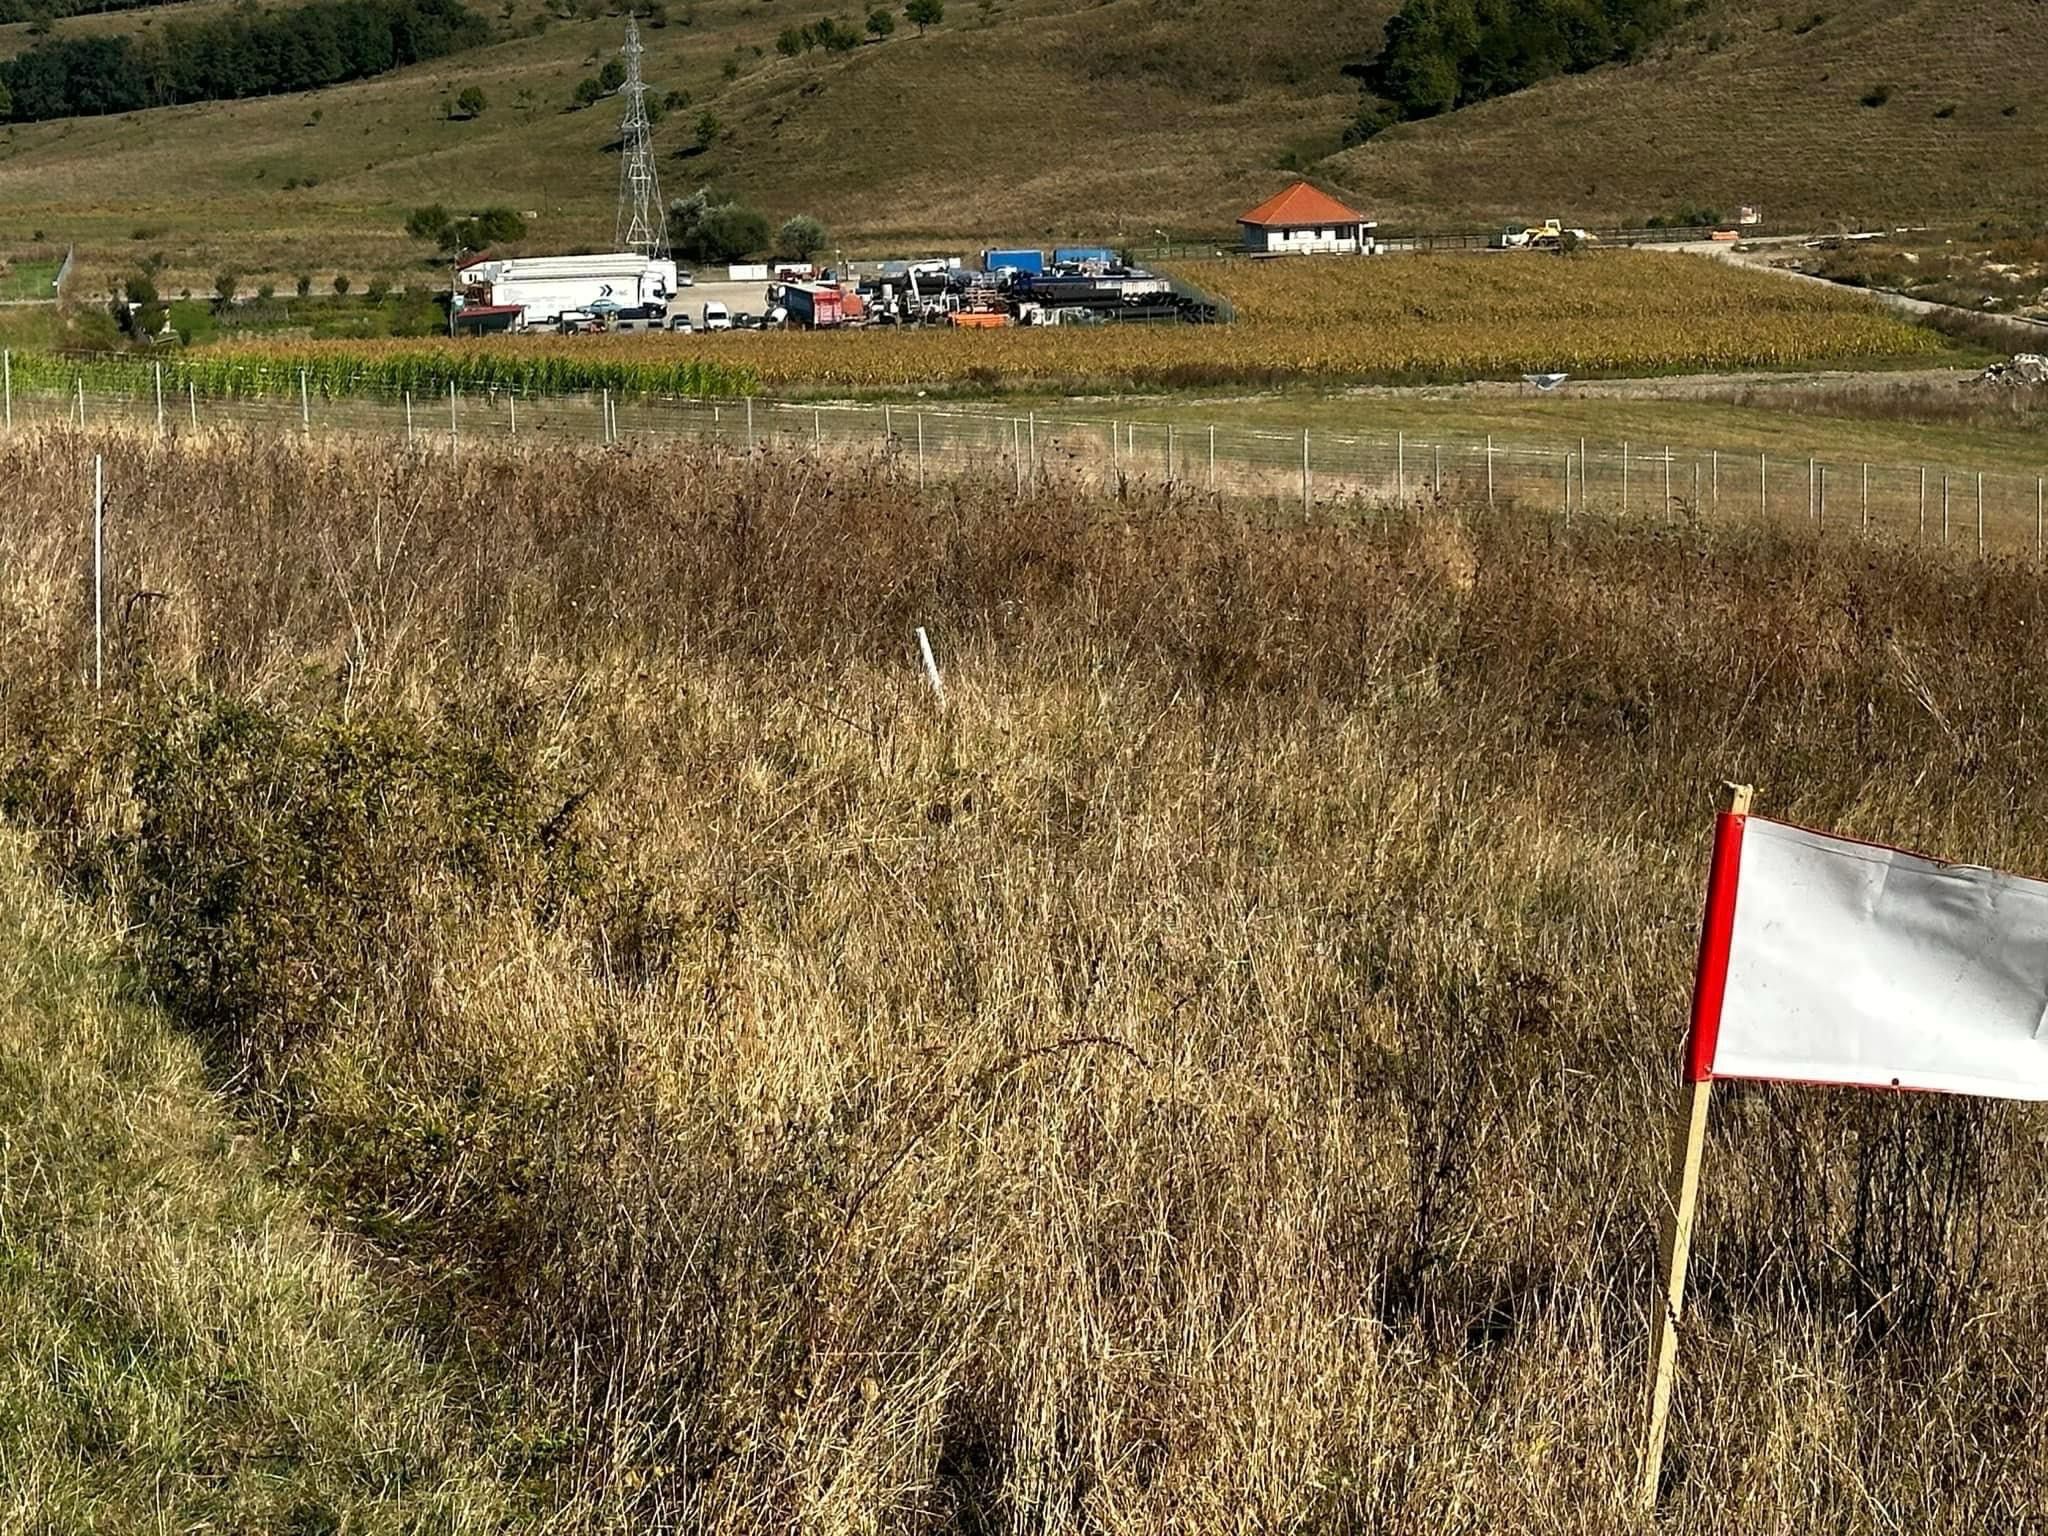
256;281;276;301
296;272;313;298
0;82;11;116
904;0;939;32
454;84;486;117
667;187;768;261
405;203;452;240
332;273;351;295
661;87;689;109
366;276;391;302
865;5;892;36
693;109;720;149
115;272;165;340
775;213;828;261
776;24;801;53
572;75;604;107
212;269;239;311
597;57;626;91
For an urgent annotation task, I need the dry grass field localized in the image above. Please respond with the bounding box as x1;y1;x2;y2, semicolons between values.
5;426;2048;1529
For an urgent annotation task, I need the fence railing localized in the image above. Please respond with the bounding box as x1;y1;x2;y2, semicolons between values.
9;369;2046;556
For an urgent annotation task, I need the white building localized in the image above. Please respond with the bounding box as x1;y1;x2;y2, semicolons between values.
1237;182;1376;256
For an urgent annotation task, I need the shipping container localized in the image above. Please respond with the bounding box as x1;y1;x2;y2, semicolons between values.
780;283;849;328
981;248;1045;275
1053;246;1116;267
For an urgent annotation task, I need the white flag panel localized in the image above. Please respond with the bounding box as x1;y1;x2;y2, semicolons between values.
1708;817;2048;1099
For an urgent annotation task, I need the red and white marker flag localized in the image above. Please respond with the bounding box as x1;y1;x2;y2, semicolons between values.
1688;812;2048;1099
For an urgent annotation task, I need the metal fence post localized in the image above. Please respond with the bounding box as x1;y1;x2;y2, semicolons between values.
510;393;517;436
1818;464;1827;531
1760;453;1766;520
1486;435;1494;509
1397;431;1405;501
1434;444;1441;498
1028;411;1036;479
1978;473;1985;557
2039;477;2044;560
1663;444;1671;515
1943;473;1951;545
1712;448;1718;509
1564;453;1573;528
1920;467;1927;541
75;376;84;428
1623;441;1630;515
746;396;754;450
1808;457;1816;524
188;381;196;429
916;411;925;487
2;348;10;430
1208;425;1215;491
1302;429;1310;511
405;390;413;442
1860;463;1868;534
814;405;822;447
1166;422;1175;486
300;368;310;434
154;363;164;436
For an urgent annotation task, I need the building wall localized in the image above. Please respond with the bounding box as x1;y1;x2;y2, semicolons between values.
1241;223;1366;254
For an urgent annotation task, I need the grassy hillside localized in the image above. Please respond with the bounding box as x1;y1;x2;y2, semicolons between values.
1326;0;2048;231
0;833;536;1528
0;0;1381;297
0;0;2040;303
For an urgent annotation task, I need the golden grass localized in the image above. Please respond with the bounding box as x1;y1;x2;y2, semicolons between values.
2;426;2047;1529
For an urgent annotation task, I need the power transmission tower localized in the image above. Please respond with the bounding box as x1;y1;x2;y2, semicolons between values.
615;15;667;258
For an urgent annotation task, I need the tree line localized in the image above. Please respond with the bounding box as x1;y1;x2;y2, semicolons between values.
0;0;488;121
1348;0;1680;142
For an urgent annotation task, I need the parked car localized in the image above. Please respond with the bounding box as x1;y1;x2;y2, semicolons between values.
701;301;732;331
669;313;694;332
730;310;756;330
675;269;695;287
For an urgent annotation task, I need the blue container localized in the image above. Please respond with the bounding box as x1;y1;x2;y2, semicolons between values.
981;248;1046;275
1053;246;1116;266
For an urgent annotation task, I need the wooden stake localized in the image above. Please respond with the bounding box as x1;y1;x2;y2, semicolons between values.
1640;781;1753;1511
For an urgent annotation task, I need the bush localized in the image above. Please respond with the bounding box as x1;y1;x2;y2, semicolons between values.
406;203;453;240
332;273;352;296
775;213;829;261
905;0;939;29
1861;82;1891;107
454;85;487;118
865;6;893;36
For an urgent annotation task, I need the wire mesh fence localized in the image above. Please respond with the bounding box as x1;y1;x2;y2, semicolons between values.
10;364;2046;555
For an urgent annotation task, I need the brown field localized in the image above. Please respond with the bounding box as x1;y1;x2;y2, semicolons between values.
4;426;2048;1528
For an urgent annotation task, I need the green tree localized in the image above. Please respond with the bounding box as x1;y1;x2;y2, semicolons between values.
693;110;720;149
405;204;452;241
295;272;313;298
572;76;604;108
776;24;802;52
212;269;239;311
116;272;166;340
454;85;487;118
865;6;894;36
366;276;392;303
598;57;626;92
904;0;940;32
775;213;828;261
256;281;276;301
331;273;351;296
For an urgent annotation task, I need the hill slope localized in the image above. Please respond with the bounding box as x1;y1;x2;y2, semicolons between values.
1323;0;2048;231
0;0;2040;297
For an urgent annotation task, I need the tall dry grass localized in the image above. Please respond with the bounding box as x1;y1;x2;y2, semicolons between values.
3;426;2047;1531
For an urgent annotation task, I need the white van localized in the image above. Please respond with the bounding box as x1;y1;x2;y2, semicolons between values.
701;301;732;332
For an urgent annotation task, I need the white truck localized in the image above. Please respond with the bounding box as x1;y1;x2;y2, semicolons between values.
457;253;681;329
700;301;732;332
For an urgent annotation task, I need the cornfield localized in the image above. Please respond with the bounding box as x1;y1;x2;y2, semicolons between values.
21;251;1941;402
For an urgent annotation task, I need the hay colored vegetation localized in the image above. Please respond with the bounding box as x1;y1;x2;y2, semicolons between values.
145;251;1947;400
2;426;2047;1529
